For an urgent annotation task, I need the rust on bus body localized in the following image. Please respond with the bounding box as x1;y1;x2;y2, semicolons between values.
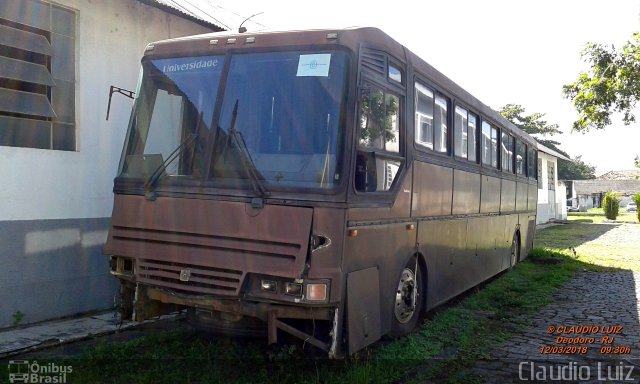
105;26;540;357
105;194;312;296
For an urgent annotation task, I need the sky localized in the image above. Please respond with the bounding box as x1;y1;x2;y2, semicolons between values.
189;0;640;174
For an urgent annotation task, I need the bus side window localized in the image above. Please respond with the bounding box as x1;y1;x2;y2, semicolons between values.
454;106;477;162
527;147;540;181
356;84;402;192
481;121;498;168
501;132;514;173
516;140;526;175
415;81;448;154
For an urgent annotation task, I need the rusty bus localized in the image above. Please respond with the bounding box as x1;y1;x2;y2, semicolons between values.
105;27;538;358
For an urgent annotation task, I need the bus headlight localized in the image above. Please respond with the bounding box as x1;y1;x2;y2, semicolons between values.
260;280;277;292
284;282;302;296
306;283;327;301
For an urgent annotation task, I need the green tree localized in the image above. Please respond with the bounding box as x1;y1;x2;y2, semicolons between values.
563;32;640;132
558;155;596;180
499;104;562;136
500;104;597;180
359;89;398;146
635;155;640;168
499;104;566;154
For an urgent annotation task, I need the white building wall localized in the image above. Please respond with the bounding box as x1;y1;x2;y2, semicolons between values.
537;153;548;224
0;0;213;327
0;0;211;221
536;152;564;224
557;181;567;220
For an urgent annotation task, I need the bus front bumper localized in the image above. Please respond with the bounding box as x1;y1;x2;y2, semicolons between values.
139;284;341;357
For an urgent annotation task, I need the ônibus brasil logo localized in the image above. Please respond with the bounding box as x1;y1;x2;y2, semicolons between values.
8;360;73;383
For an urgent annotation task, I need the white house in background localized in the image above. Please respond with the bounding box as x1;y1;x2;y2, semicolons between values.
0;0;223;328
566;178;640;209
536;143;571;224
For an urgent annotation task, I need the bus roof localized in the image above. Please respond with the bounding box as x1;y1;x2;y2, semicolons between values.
142;27;537;147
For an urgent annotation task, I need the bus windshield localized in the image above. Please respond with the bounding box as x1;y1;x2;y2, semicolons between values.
120;50;349;192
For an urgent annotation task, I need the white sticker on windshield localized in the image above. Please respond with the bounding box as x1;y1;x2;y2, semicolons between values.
296;54;331;77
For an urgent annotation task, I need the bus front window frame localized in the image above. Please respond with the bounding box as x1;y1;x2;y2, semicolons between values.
355;78;405;194
117;50;352;197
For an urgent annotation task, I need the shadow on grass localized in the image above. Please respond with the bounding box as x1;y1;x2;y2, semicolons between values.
535;223;616;250
568;211;604;217
570;218;593;223
526;247;619;272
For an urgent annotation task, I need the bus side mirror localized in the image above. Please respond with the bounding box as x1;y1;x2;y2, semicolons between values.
106;85;135;120
355;150;377;192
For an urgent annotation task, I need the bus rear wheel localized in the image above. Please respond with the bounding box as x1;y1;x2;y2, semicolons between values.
389;256;423;338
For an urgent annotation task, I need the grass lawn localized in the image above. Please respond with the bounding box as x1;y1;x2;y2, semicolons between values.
3;223;638;383
568;207;639;224
537;220;640;271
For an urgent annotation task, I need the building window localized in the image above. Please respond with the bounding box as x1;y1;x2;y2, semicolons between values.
415;81;448;153
547;162;555;191
0;1;76;151
537;157;543;189
454;106;477;162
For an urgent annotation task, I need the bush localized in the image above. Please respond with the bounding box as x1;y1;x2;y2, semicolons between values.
634;192;640;222
602;191;620;220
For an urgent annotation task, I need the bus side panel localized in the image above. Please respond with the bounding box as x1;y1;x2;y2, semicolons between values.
411;162;453;217
470;215;505;280
480;176;501;213
346;266;381;353
500;179;516;213
343;221;416;339
516;181;528;212
419;219;468;309
452;170;481;215
519;213;536;260
489;214;507;273
527;215;536;258
308;208;347;303
528;183;538;212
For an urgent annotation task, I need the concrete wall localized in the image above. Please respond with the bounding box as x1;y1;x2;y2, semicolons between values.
578;195;595;209
0;0;213;328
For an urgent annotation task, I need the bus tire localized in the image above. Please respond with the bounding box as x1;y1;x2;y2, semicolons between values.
388;256;423;338
509;232;521;270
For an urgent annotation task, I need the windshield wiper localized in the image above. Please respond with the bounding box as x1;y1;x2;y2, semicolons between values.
226;100;270;197
144;111;204;197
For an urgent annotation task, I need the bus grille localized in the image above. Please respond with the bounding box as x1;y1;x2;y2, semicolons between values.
110;225;305;296
360;48;386;77
137;259;243;296
105;196;313;297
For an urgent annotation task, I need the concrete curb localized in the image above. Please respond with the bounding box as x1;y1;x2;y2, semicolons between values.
0;311;181;359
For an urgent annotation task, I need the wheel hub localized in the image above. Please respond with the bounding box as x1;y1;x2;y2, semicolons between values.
394;268;417;324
